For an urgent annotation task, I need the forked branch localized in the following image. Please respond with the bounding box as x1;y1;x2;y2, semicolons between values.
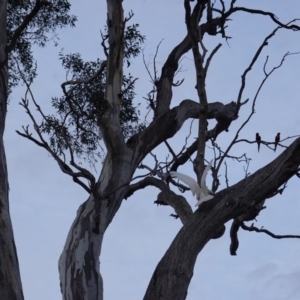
15;65;96;193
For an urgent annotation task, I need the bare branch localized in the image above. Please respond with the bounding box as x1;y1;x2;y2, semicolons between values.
151;3;300;120
61;60;107;95
124;10;134;23
204;43;222;77
236;26;280;108
16;126;92;194
153;40;164;83
125;176;168;199
164;141;177;161
16;127;46;149
15;59;96;193
125;177;193;224
165;101;238;172
171;140;197;171
235;134;300;152
224;161;229;188
142;49;155;84
213;49;298;191
241;223;300;240
231;8;300;31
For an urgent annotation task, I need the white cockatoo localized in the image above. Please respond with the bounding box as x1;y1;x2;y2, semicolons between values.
170;159;214;207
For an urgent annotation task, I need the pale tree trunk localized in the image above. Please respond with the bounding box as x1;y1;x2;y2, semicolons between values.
58;154;134;300
58;1;129;299
0;1;24;299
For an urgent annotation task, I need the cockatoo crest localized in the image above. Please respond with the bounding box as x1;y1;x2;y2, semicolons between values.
170;159;214;207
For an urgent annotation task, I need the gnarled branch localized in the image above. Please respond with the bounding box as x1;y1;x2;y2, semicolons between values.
125;177;193;224
144;137;300;299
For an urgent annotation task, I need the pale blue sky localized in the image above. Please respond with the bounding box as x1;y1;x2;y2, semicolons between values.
6;1;300;299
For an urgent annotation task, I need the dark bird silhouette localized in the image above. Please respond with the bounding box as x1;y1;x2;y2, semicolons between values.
256;133;261;152
274;133;280;152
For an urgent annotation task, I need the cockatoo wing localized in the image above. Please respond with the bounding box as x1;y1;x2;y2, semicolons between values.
200;159;213;195
195;194;214;207
169;171;201;198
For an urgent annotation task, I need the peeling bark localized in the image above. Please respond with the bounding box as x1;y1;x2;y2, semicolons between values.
0;2;24;299
59;2;129;298
59;154;133;300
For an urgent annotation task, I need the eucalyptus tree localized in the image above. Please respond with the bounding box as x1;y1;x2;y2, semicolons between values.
0;1;75;298
16;1;300;300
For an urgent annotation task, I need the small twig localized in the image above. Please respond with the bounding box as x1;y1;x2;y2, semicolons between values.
204;43;222;77
124;10;134;23
265;182;288;199
153;39;164;82
164;141;177;161
224;161;229;188
243;158;251;178
142;49;155;83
